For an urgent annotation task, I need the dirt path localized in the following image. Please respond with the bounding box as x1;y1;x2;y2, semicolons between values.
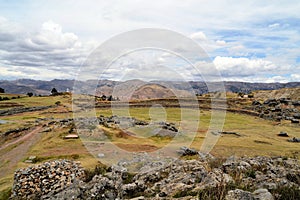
0;126;43;151
0;125;43;178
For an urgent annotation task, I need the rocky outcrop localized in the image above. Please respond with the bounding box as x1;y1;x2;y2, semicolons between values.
252;98;300;123
176;146;198;156
10;155;300;199
3;126;31;137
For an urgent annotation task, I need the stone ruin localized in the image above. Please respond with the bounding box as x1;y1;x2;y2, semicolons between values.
252;98;300;123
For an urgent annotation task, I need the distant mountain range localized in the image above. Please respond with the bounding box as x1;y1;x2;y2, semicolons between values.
0;79;300;99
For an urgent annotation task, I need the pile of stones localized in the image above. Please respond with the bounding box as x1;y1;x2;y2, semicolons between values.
252;98;300;123
158;121;178;132
98;115;178;134
10;154;300;199
11;160;85;199
98;115;148;129
176;146;198;156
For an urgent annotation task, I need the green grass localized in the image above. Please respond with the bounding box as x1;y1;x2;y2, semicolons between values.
0;100;299;196
0;187;11;200
0;94;71;108
95;107;300;159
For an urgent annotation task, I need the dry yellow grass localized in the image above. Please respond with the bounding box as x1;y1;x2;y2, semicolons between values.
0;96;299;195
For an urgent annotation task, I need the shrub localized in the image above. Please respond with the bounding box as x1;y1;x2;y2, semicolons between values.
123;172;136;184
208;157;227;169
0;187;11;200
27;92;33;97
270;186;300;200
245;169;256;179
83;164;107;182
196;182;236;200
51;88;58;95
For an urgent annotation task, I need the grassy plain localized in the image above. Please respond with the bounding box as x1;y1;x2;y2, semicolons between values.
0;94;299;196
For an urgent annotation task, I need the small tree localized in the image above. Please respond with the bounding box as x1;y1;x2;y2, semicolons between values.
27;92;33;97
248;93;254;98
51;88;58;95
0;87;4;93
101;95;107;101
108;95;113;101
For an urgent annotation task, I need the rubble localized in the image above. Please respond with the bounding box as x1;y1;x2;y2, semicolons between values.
10;155;300;199
252;98;300;123
11;160;85;199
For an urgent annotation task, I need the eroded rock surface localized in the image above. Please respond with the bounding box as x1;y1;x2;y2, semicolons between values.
10;155;300;199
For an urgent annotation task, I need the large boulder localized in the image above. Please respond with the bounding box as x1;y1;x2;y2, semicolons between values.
252;188;274;200
226;189;253;200
177;146;198;156
226;188;274;200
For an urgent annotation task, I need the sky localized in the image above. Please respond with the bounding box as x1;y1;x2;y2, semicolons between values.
0;0;300;82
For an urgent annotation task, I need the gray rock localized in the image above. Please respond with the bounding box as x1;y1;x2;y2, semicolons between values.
226;189;253;200
291;118;300;123
277;131;289;137
11;160;85;199
128;196;145;200
177;146;198;156
252;188;274;200
97;153;105;158
10;155;300;199
288;137;300;143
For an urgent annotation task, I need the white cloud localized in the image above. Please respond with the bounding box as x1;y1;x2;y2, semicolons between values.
268;23;280;28
213;56;278;76
228;45;247;56
31;20;79;49
0;1;300;82
219;75;289;83
0;66;75;80
216;40;226;46
291;74;300;81
190;31;207;41
0;19;95;80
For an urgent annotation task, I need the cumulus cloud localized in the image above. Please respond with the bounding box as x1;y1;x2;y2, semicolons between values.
213;56;278;77
0;1;300;82
207;56;299;82
216;40;226;46
190;31;207;41
0;18;95;80
291;74;300;81
23;21;79;51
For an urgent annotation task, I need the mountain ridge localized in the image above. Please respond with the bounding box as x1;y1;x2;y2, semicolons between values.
1;79;300;98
